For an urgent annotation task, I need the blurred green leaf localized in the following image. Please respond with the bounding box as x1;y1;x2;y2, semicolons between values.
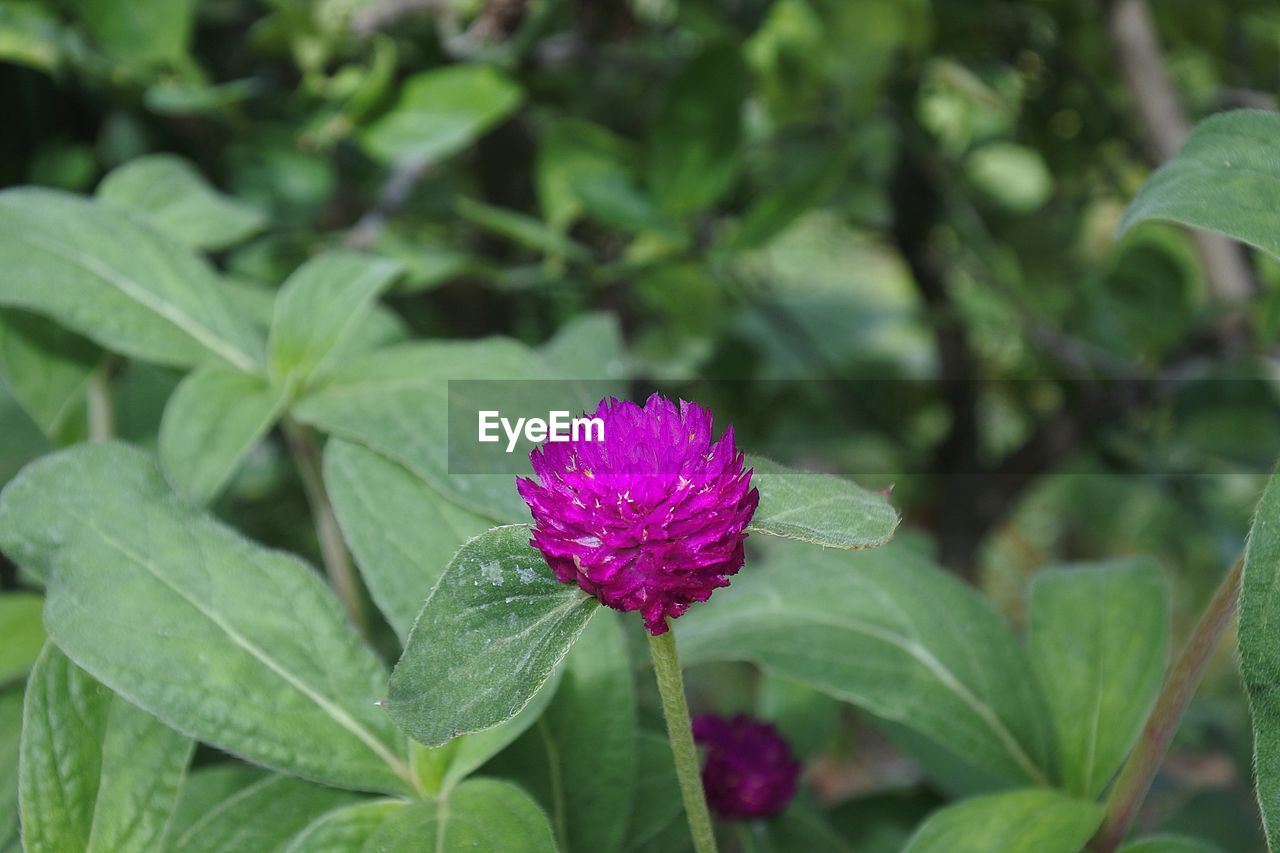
1028;558;1169;797
0;2;66;73
0;443;412;794
282;800;405;852
360;778;557;852
621;733;683;853
572;173;684;242
537;118;634;233
748;456;900;549
965;142;1053;213
65;0;196;68
325;439;490;640
0;592;44;688
387;525;598;748
0;188;263;372
20;644;192;853
170;774;360;853
456;197;591;262
678;539;1055;785
158;365;290;504
97;155;268;251
902;789;1101;852
647;42;746;215
267;250;403;386
1119;836;1222;853
1120;110;1280;259
0;310;96;439
0;688;21;849
362;64;523;165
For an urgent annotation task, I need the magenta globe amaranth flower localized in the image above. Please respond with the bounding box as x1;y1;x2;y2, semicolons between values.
693;713;801;820
517;393;759;635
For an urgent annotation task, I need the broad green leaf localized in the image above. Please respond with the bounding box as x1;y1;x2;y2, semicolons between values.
0;188;263;372
456;197;591;262
903;789;1101;852
1028;558;1169;797
758;675;840;760
1120;110;1280;259
267;251;403;385
0;443;412;794
740;809;854;853
0;689;23;849
294;338;592;522
158;365;290;504
622;733;683;853
387;524;598;747
537;118;634;232
20;645;192;853
410;667;561;795
362;778;557;852
0;311;96;438
571;173;684;241
678;540;1054;784
1119;836;1221;853
362;64;523;165
65;0;196;67
647;42;745;215
491;609;637;853
538;312;628;382
164;764;268;846
171;775;361;853
0;2;66;73
325;439;491;640
1239;467;1280;847
97;155;267;251
747;457;900;549
0;592;44;688
283;800;404;852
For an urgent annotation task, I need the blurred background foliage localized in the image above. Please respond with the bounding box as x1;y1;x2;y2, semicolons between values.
2;0;1280;849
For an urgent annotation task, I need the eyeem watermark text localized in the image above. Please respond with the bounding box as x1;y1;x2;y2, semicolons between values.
478;410;605;453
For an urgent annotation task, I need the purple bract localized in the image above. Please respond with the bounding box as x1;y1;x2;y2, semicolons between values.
517;393;758;634
693;713;801;820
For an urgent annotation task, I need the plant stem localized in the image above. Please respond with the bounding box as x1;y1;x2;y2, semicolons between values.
1092;556;1244;852
648;623;718;853
86;359;115;442
283;419;369;638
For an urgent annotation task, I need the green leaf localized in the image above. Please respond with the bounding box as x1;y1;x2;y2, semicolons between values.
492;609;637;853
0;592;44;688
1028;558;1169;797
456;197;592;262
1119;110;1280;259
0;188;263;372
362;778;557;852
538;312;628;381
903;789;1101;853
20;645;192;853
0;443;412;794
0;688;23;849
267;251;404;386
158;365;290;504
571;173;684;241
362;64;523;165
740;809;855;853
66;0;196;67
647;42;745;215
747;457;900;549
1119;836;1221;853
622;733;683;853
283;800;405;852
387;524;598;748
410;666;561;796
97;155;267;251
677;539;1054;785
1239;466;1280;848
294;338;582;522
536;118;634;232
325;439;491;640
170;775;361;853
0;2;67;73
0;311;96;439
164;764;268;847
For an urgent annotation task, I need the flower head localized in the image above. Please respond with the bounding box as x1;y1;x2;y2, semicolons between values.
517;393;758;634
693;713;801;820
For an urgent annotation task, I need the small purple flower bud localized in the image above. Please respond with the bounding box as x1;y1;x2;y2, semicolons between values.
517;394;759;635
693;713;801;820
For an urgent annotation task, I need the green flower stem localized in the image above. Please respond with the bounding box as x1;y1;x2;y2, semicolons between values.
87;357;116;442
1092;556;1244;852
648;623;719;853
283;419;369;639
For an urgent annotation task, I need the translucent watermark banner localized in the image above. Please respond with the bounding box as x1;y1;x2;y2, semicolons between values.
446;377;1280;476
